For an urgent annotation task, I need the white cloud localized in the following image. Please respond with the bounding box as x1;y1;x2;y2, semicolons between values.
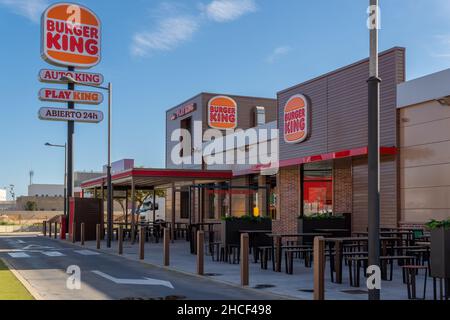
131;16;199;57
0;0;48;23
266;46;292;63
204;0;256;23
131;0;257;57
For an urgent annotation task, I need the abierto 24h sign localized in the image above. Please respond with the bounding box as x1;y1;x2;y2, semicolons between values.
41;3;101;69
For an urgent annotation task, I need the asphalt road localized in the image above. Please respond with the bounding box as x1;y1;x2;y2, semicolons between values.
0;234;281;300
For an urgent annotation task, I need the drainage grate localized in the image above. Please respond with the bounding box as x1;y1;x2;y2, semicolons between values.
204;273;222;277
298;289;314;293
254;284;276;289
341;289;368;295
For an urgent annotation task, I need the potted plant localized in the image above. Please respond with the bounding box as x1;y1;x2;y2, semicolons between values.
221;215;272;247
426;219;450;278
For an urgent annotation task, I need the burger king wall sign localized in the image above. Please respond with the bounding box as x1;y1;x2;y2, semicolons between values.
41;3;101;69
283;94;311;144
208;96;238;130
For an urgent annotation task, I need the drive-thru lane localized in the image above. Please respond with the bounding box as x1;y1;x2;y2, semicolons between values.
0;235;280;300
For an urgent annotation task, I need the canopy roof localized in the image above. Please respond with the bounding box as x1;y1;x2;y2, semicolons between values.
80;168;233;190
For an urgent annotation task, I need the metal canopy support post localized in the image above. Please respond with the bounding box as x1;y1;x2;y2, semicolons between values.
131;179;136;244
153;188;156;223
368;0;381;301
125;188;129;228
228;179;232;217
171;183;176;242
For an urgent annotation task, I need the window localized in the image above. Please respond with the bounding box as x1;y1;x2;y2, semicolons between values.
180;117;192;158
248;175;259;215
301;161;333;217
180;191;189;219
207;184;216;219
268;175;277;220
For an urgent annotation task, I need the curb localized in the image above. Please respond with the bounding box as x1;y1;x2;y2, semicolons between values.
46;236;297;300
1;257;44;300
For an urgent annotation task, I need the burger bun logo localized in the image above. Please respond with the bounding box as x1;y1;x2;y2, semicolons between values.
41;3;101;69
208;96;238;130
283;94;310;144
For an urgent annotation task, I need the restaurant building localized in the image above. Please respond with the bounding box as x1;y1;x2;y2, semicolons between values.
81;46;450;235
159;47;405;233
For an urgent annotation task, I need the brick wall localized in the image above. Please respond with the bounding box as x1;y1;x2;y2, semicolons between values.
273;166;300;234
333;158;352;214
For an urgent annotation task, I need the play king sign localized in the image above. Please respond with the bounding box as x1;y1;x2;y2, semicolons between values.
41;3;101;68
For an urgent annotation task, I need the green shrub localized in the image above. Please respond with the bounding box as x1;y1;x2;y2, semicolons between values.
425;219;450;230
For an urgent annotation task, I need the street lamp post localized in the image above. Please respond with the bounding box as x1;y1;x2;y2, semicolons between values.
61;76;113;248
45;143;67;219
368;0;381;301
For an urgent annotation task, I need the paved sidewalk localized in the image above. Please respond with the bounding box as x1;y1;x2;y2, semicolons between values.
60;236;432;300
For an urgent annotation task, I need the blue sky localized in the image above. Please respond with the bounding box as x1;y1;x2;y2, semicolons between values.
0;0;450;198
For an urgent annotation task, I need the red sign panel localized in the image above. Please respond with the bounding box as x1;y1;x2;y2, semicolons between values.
170;103;196;120
284;94;310;144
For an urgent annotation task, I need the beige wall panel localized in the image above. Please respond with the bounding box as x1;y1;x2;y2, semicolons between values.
400;117;450;147
402;163;450;189
400;101;450;128
401;209;450;224
400;140;450;168
401;187;450;210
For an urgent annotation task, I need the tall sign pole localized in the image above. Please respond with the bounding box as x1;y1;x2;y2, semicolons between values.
40;3;102;240
368;0;381;301
67;66;75;221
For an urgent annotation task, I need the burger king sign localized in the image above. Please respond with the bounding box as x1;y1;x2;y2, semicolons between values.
208;96;238;130
41;3;101;68
283;94;310;144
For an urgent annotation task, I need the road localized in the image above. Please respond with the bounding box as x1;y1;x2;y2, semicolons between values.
0;235;280;300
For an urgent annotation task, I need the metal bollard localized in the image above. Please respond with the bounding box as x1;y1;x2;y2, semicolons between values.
197;231;204;275
240;233;249;286
96;224;101;249
81;223;85;246
118;225;123;255
43;221;47;237
163;228;170;266
139;228;145;260
313;236;325;300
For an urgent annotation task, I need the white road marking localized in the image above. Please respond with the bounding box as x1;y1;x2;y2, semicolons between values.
41;251;65;257
8;252;31;258
16;240;25;244
22;244;55;250
75;250;100;256
92;271;174;289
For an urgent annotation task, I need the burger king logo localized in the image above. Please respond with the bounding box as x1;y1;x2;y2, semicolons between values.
284;94;310;144
41;3;101;69
208;96;238;130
